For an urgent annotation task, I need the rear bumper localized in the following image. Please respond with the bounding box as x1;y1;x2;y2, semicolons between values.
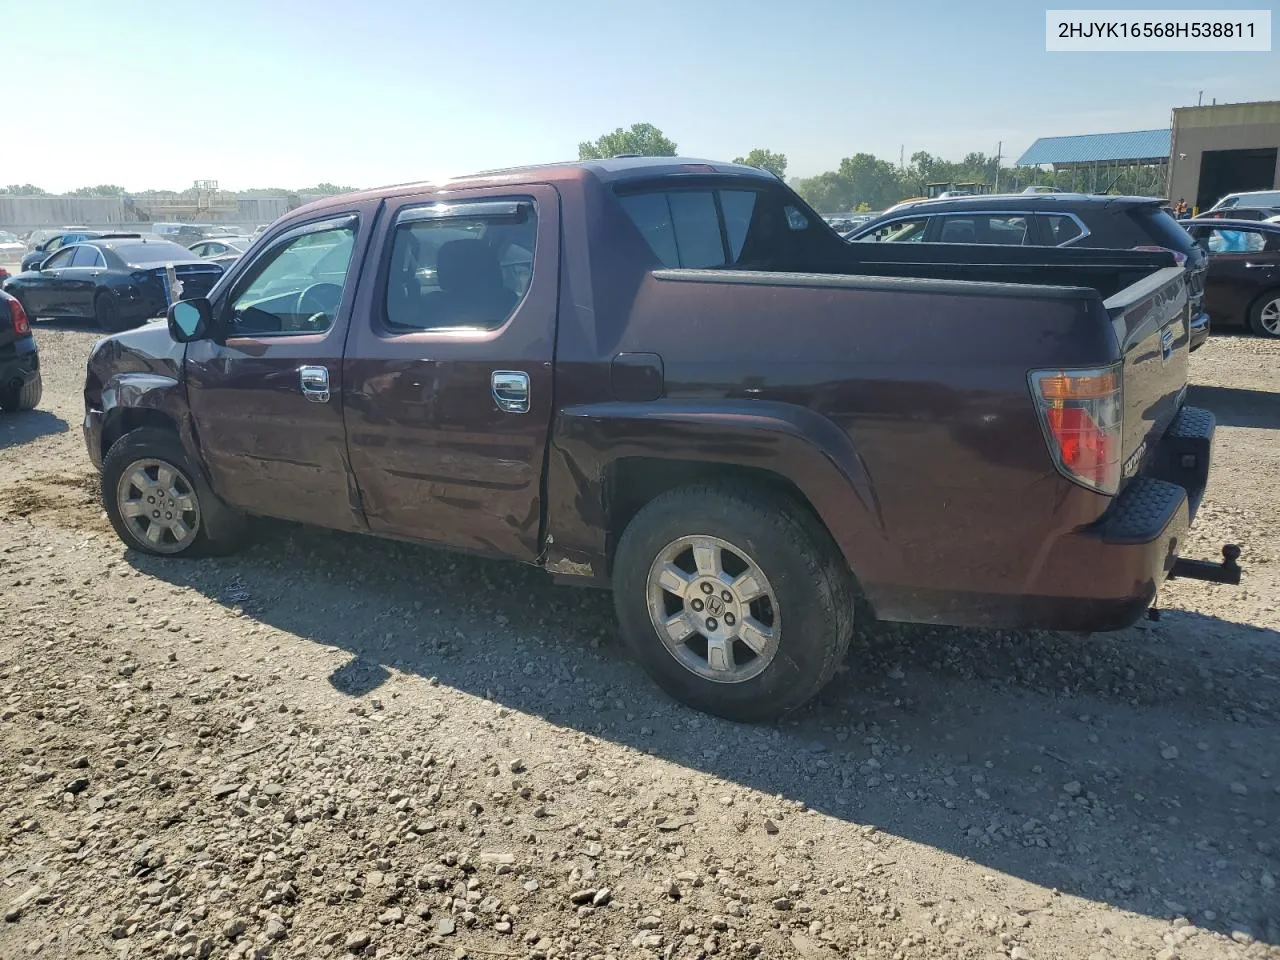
1018;404;1214;630
0;339;40;390
1189;311;1210;352
111;285;169;322
870;406;1215;632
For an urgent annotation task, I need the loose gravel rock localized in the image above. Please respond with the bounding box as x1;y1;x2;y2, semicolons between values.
1;326;1279;958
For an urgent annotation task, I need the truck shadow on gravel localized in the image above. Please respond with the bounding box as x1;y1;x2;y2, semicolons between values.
126;523;1280;945
0;408;68;450
1186;384;1280;429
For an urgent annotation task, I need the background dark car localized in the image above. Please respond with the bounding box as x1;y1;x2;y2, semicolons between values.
846;193;1211;349
1192;206;1280;222
188;235;255;271
1184;218;1280;338
3;237;223;332
19;229;142;272
0;288;40;411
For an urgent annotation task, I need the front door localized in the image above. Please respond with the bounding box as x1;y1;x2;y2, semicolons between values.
184;210;373;530
343;186;560;561
21;245;77;316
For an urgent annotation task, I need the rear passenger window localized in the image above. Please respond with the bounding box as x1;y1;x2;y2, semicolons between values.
620;190;725;268
619;188;774;268
384;200;537;332
1204;228;1267;253
71;245;104;267
1042;215;1083;245
618;193;679;266
936;215;1031;245
719;191;758;261
668;192;724;268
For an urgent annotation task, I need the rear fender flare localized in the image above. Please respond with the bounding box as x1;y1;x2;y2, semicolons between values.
544;399;898;596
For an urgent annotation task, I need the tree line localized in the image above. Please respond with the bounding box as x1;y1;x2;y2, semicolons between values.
577;123;1166;213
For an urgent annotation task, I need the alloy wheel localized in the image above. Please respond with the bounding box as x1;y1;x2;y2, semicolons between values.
645;535;780;683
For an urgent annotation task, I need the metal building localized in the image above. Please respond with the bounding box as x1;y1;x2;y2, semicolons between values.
1168;100;1280;213
1015;129;1171;196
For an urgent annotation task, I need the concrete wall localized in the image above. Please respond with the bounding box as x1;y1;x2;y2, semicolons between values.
235;197;293;225
0;196;132;230
0;195;297;232
1169;101;1280;211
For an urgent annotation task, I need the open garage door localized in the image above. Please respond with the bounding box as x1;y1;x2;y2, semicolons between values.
1197;147;1278;210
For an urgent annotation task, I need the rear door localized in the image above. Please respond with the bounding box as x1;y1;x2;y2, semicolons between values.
343;185;559;560
61;244;107;316
184;211;372;529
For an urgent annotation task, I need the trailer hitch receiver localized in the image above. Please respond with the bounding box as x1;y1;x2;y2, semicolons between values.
1169;544;1242;586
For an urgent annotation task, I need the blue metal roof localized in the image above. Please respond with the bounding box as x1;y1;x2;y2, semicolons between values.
1016;129;1171;166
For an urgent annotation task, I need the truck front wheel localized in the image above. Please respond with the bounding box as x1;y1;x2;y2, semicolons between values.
612;484;854;722
101;427;246;557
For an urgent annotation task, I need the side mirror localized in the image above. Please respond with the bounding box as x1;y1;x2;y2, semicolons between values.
168;298;213;343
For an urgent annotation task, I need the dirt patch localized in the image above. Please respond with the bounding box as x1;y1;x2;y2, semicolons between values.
0;468;111;534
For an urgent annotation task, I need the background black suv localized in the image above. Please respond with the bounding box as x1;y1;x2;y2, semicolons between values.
847;194;1209;349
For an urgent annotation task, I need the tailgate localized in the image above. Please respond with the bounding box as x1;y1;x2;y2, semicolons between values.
1102;264;1189;481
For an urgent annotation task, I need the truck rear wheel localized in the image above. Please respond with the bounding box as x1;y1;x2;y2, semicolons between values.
612;484;854;722
101;427;246;557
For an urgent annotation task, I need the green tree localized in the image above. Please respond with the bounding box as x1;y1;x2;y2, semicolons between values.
299;183;355;195
837;153;905;210
0;184;49;196
70;184;126;197
733;148;787;179
578;123;677;160
791;171;857;213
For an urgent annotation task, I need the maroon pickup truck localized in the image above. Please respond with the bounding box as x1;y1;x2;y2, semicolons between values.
82;157;1237;721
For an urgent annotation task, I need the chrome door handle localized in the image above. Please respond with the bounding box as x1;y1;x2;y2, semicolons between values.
299;365;330;403
1244;262;1273;269
491;370;530;414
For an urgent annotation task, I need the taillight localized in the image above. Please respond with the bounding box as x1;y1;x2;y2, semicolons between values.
1132;244;1187;267
9;297;30;337
1030;366;1123;495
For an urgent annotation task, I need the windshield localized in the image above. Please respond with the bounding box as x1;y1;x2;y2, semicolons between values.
0;231;19;243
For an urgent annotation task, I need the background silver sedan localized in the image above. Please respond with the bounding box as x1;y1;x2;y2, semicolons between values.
187;235;255;270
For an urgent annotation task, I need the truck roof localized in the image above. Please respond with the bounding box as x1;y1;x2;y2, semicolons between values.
289;157;778;219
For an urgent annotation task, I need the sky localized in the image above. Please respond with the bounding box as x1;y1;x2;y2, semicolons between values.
3;0;1276;192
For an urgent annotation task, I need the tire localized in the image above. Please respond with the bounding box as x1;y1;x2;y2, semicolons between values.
612;484;855;722
94;292;130;333
1247;290;1280;338
101;427;247;557
0;373;41;411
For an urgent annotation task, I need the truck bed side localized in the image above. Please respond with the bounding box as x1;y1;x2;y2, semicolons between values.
545;171;1194;628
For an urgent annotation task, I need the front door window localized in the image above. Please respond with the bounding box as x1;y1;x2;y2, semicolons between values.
226;218;358;336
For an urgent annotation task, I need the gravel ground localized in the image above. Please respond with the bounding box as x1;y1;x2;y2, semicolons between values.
2;322;1279;960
